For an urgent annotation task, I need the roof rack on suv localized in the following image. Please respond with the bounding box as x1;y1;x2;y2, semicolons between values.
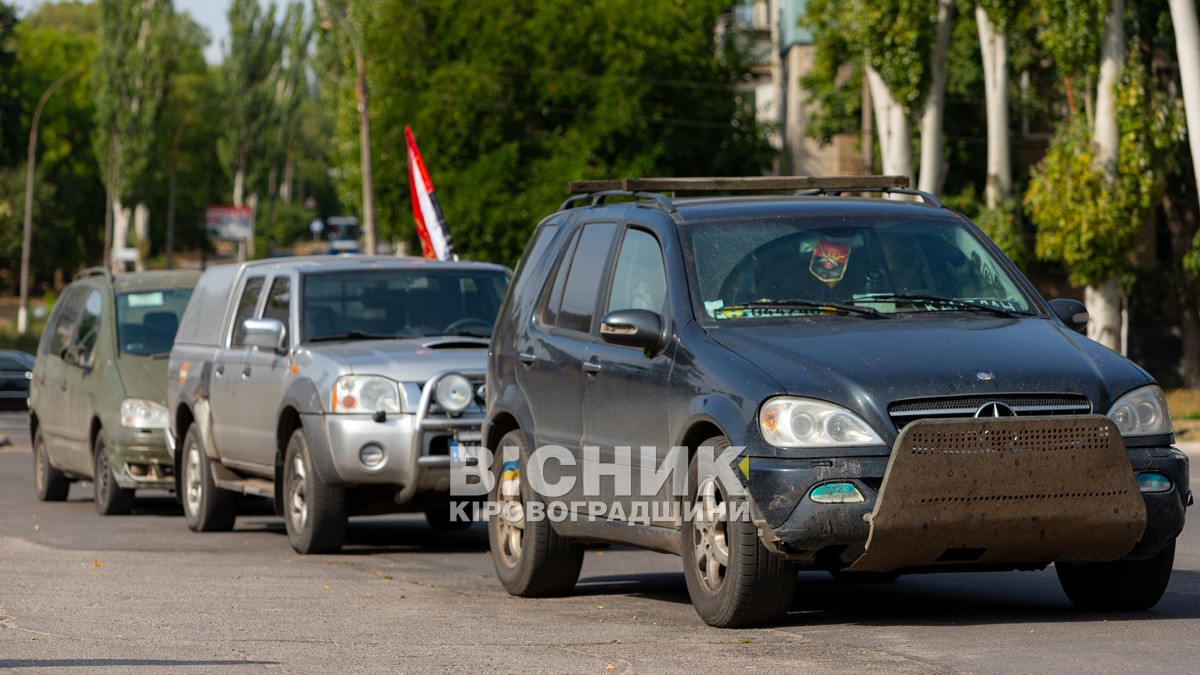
74;266;114;282
559;175;942;212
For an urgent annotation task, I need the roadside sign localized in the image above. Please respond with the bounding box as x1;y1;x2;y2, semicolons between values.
206;205;254;242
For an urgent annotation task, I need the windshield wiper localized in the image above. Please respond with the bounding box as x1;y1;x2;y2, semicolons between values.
848;293;1033;318
719;299;888;318
308;330;397;343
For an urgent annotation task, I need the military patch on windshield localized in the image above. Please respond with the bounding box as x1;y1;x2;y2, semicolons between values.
809;239;850;288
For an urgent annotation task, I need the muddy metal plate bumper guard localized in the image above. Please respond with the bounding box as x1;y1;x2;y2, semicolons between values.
846;415;1147;573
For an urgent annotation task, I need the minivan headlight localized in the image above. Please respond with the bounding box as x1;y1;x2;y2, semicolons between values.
332;376;402;414
121;399;169;429
759;397;884;448
1107;385;1172;436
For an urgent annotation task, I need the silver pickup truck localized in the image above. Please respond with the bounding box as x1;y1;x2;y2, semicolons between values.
167;256;509;553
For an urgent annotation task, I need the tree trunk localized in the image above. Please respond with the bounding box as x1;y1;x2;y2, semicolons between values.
919;0;954;194
111;196;131;273
977;6;1011;209
133;202;149;272
280;141;294;206
865;65;913;181
1170;0;1200;203
1086;277;1123;353
861;67;875;174
1087;0;1126;353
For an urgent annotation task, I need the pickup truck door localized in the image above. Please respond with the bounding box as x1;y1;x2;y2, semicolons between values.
234;274;295;467
209;274;266;470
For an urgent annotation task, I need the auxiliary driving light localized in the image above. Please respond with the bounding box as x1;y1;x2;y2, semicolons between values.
809;482;866;504
1136;472;1172;493
360;443;385;469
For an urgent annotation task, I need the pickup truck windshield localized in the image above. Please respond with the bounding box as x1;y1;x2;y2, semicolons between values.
682;214;1034;321
301;269;509;342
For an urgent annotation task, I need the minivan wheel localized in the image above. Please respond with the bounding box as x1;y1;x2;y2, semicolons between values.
681;436;796;628
487;429;584;597
1056;541;1176;611
93;433;135;516
181;425;237;532
283;427;347;554
33;427;70;502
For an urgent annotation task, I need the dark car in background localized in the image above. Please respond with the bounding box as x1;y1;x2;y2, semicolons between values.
29;268;200;515
483;176;1189;628
0;349;35;410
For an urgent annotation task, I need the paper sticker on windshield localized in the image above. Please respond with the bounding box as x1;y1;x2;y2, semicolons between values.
810;239;850;288
126;292;164;308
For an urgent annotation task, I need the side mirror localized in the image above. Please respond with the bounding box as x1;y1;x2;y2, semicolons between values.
243;318;287;352
1048;299;1088;334
600;309;666;353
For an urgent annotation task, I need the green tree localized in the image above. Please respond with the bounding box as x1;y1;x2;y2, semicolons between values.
322;0;773;264
93;0;175;270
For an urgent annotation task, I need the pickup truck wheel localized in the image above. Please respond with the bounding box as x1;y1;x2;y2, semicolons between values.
681;436;796;628
283;428;347;554
1056;541;1176;611
487;429;584;596
33;427;70;502
93;433;135;516
181;425;237;532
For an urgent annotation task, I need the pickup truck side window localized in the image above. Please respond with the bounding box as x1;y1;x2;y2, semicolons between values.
263;277;291;348
230;276;265;348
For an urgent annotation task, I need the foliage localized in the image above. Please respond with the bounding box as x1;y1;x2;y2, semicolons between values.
1026;53;1162;286
92;0;174;206
1031;0;1107;82
219;0;282;203
975;197;1029;268
798;0;863;143
322;0;774;265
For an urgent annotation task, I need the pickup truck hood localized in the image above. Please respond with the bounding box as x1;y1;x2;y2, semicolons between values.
305;337;489;382
707;315;1151;415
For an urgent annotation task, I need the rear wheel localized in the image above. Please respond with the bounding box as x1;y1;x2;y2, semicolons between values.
181;425;237;532
283;427;347;554
93;433;135;515
33;427;69;502
1057;541;1176;611
487;429;584;596
681;436;796;628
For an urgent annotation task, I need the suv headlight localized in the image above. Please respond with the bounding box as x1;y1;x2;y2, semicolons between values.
1107;385;1172;436
759;397;884;448
332;376;402;414
434;373;474;414
121;399;169;429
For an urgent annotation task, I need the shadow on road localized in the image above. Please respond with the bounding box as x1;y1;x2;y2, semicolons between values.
236;513;493;555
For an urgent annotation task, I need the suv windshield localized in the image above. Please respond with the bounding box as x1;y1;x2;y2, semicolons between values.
116;288;194;356
682;214;1034;321
301;268;509;342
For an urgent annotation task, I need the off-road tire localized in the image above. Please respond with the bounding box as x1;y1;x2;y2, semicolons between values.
181;425;237;532
1057;541;1176;611
283;427;347;554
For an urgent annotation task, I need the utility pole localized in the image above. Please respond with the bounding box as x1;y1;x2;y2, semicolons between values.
20;67;85;335
317;0;376;255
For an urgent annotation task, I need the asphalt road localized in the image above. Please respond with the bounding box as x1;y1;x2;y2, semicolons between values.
2;410;1199;673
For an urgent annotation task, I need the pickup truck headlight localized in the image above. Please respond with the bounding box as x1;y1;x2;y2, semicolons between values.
121;399;169;429
333;376;402;414
434;373;473;414
1107;385;1172;436
759;397;883;448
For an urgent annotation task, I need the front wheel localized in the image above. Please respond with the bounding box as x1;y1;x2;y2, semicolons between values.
180;425;237;532
93;433;135;516
681;436;796;628
487;429;584;597
33;427;70;502
1056;541;1176;611
283;427;347;554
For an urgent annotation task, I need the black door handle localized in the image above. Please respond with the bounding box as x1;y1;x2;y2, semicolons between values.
241;366;251;378
214;364;225;376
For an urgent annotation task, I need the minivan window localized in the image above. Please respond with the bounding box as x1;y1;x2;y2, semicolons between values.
74;290;103;359
230;276;265;347
43;287;84;357
555;221;617;333
116;288;194;356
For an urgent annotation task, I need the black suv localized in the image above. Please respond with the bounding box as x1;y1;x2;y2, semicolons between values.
482;177;1189;628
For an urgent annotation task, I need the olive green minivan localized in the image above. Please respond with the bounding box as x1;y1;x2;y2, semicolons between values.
30;268;199;514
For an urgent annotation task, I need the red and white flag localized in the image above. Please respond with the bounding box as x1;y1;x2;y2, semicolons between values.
406;126;456;261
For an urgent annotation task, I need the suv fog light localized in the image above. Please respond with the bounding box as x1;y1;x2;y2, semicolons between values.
809;482;865;504
1137;472;1172;493
360;444;385;469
